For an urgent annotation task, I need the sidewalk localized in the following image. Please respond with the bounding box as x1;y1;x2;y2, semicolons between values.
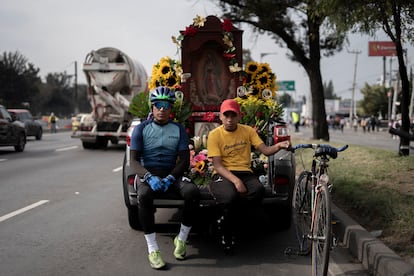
291;126;414;275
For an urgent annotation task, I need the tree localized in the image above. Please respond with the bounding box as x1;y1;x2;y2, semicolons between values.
276;92;293;108
216;0;347;141
328;0;414;155
359;83;388;116
41;72;75;116
324;80;340;99
0;51;41;109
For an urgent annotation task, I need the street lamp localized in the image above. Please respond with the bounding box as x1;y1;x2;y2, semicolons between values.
260;52;278;62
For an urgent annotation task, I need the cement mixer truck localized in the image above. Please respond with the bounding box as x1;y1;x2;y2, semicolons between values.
78;47;148;149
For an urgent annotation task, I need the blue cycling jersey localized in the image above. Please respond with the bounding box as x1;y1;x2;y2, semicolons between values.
130;119;189;170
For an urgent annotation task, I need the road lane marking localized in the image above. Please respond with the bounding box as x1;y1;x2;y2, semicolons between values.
0;200;49;222
56;145;78;152
0;159;7;162
113;166;122;172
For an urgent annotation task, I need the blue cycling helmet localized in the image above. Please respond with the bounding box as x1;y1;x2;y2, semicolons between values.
150;86;176;103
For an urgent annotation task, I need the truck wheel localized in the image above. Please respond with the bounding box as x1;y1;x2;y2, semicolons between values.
82;141;96;149
128;206;142;231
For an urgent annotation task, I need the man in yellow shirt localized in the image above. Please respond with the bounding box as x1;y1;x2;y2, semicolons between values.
207;99;290;254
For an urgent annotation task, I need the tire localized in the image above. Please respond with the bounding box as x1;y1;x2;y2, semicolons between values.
292;171;312;255
127;206;142;231
14;133;26;152
82;141;96;149
312;183;331;276
35;128;42;140
122;154;131;208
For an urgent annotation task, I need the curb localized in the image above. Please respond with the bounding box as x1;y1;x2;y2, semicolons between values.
332;204;414;276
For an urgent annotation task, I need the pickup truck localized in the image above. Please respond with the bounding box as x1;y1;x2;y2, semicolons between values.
122;118;295;232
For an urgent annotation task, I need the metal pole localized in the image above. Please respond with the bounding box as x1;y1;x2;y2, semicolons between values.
409;66;414;120
383;56;386;88
74;61;78;114
388;57;393;121
391;72;399;120
348;50;361;120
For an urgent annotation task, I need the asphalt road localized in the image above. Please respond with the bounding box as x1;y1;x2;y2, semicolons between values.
0;132;368;275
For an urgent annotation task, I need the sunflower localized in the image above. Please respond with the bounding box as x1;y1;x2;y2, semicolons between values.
245;61;259;74
149;56;182;90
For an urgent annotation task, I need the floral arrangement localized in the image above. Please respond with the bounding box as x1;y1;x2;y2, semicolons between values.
235;61;283;139
172;15;241;73
242;61;278;96
129;56;192;126
148;56;182;91
187;146;213;186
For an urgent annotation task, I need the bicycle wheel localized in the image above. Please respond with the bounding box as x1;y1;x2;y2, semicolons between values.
312;183;331;276
292;171;312;255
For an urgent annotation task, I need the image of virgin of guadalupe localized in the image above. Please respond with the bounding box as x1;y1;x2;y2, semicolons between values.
195;48;232;106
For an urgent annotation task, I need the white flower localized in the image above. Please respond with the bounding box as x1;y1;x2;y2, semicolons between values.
191;136;202;151
229;63;242;73
237;86;248;97
202;134;208;149
193;15;206;28
175;91;184;103
262;88;273;99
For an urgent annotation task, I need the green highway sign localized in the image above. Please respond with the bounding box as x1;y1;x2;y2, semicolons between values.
277;80;295;91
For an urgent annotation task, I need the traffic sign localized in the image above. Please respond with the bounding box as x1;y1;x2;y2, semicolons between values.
277;80;295;91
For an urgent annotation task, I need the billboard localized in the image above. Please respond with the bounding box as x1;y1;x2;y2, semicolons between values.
368;41;396;56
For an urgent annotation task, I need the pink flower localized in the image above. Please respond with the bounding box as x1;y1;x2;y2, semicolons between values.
194;153;206;163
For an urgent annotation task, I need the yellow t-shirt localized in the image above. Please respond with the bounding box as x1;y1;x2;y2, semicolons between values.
207;124;264;172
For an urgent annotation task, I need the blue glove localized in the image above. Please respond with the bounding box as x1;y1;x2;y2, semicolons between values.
161;174;176;192
144;172;162;191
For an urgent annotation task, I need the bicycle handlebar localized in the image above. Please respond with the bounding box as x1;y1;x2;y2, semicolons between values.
290;143;348;159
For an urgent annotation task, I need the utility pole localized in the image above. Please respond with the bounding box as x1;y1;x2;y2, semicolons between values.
348;49;361;121
410;66;414;120
74;61;78;114
388;57;393;122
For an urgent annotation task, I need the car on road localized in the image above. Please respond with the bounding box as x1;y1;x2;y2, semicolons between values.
122;117;296;232
0;105;27;152
8;109;43;140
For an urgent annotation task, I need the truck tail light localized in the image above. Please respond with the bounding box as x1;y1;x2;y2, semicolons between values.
274;176;289;186
274;125;291;144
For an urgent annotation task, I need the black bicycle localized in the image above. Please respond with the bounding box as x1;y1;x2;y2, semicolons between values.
291;143;348;276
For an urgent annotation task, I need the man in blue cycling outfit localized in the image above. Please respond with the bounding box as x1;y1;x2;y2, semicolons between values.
130;86;200;269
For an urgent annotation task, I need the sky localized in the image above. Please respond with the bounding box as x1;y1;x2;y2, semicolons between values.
2;0;414;102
